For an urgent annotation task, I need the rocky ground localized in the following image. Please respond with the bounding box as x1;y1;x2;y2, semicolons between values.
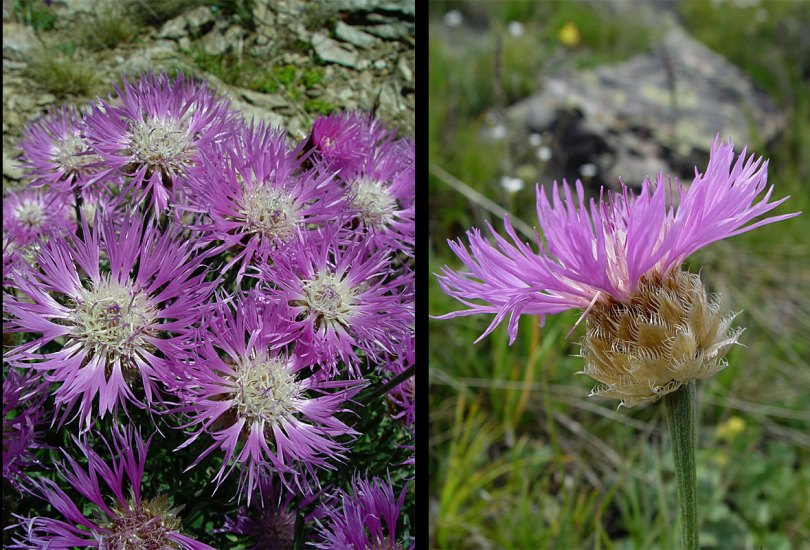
2;0;415;189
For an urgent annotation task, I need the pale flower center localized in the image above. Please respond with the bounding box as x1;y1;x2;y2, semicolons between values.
299;271;357;331
69;277;158;367
13;201;45;229
128;116;193;174
349;177;397;229
238;186;300;243
97;495;184;549
233;351;303;426
53;133;97;174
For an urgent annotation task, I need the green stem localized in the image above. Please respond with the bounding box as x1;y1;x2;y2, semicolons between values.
664;380;698;550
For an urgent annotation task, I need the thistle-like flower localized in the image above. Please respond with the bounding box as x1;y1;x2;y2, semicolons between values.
8;425;214;549
4;211;215;430
338;136;415;254
217;473;322;549
184;120;340;281
3;187;75;248
83;72;234;214
165;292;362;503
256;229;413;375
312;472;412;550
437;139;799;406
3;368;49;490
18;105;101;192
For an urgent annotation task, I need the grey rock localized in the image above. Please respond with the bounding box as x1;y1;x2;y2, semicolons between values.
365;24;406;41
253;1;276;27
55;0;97;16
397;56;412;82
3;60;26;71
378;83;402;113
236;102;286;130
35;93;57;106
504;26;785;186
335;21;378;49
3;151;23;181
281;52;308;65
311;33;358;68
373;59;387;71
225;26;245;56
202;31;229;56
287;117;305;140
332;0;415;18
185;6;215;36
3;23;41;60
237;88;288;110
159;16;187;39
356;59;371;71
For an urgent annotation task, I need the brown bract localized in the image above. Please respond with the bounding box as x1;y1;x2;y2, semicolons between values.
581;270;742;407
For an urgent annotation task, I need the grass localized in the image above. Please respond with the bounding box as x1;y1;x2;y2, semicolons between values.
24;43;100;98
75;3;142;52
12;0;57;32
429;1;810;548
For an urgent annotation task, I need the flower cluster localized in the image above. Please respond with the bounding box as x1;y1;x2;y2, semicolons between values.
4;72;414;547
438;138;798;406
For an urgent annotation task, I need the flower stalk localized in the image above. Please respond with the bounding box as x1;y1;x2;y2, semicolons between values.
663;380;698;550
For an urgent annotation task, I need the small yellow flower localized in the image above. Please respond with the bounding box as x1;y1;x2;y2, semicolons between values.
558;22;581;48
712;450;730;467
716;416;746;441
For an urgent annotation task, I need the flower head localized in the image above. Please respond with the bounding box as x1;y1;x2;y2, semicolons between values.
18;105;101;192
84;72;234;214
3;186;75;248
338;136;415;254
437;139;799;405
4;211;215;430
166;292;362;503
312;472;411;550
9;425;214;549
184;120;340;281
256;229;413;375
218;473;322;549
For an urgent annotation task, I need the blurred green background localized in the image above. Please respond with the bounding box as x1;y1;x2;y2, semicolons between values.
429;1;810;548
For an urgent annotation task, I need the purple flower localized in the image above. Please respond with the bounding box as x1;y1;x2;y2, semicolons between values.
256;229;414;375
165;292;362;503
3;368;49;490
183;120;340;281
17;105;102;192
310;111;394;177
338;135;415;254
437;139;800;406
9;425;214;549
382;333;415;429
83;72;234;214
312;473;411;550
4;211;215;431
3;186;75;248
218;473;322;549
437;139;799;344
